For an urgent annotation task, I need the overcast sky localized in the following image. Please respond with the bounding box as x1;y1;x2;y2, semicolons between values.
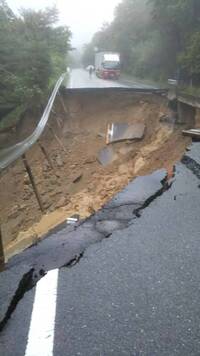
7;0;121;47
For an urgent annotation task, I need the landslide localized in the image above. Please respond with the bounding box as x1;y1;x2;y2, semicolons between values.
0;90;191;258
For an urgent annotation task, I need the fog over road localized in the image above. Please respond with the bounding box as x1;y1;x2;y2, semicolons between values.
67;68;157;90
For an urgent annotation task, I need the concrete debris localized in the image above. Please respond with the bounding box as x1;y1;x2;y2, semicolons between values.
55;155;63;167
97;146;117;166
66;214;80;225
182;129;200;139
106;122;145;144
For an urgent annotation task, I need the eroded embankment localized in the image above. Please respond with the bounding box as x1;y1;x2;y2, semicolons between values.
0;90;190;258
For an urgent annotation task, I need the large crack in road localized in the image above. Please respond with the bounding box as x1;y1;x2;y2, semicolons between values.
0;168;173;332
181;155;200;179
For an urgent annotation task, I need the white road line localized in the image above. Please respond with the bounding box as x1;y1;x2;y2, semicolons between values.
25;269;59;356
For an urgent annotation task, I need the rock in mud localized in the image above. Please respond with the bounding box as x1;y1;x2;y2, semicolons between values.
55;155;63;167
73;174;83;184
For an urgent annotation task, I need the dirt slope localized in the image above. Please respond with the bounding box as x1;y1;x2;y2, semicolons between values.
0;90;190;258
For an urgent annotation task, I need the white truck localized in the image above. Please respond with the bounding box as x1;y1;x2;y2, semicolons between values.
95;52;121;80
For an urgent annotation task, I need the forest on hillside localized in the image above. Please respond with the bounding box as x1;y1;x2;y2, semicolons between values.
0;0;71;129
82;0;200;85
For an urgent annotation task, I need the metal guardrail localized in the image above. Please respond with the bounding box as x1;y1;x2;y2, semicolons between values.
167;78;200;109
168;79;178;86
177;93;200;109
0;73;66;171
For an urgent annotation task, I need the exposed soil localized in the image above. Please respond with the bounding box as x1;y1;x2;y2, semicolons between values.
0;90;191;259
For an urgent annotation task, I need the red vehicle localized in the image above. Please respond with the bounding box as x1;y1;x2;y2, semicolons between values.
95;52;121;80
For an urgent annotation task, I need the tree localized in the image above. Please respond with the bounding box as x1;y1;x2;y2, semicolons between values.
82;0;200;84
0;1;71;127
178;32;200;84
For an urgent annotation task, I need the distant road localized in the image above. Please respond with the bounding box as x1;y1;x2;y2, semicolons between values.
66;68;158;90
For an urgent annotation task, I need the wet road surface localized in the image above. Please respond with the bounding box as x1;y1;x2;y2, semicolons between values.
0;143;200;355
67;68;157;90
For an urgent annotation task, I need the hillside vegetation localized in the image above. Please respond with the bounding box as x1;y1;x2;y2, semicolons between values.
0;0;71;129
82;0;200;86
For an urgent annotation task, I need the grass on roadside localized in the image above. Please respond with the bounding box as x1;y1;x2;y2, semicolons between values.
121;72;167;89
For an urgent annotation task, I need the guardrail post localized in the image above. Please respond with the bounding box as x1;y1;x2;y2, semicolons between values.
58;90;69;115
0;225;5;271
47;124;66;152
55;117;63;130
38;140;54;170
177;101;196;127
22;154;44;212
167;79;178;101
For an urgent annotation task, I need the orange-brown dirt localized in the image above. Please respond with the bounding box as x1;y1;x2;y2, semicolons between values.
0;90;191;259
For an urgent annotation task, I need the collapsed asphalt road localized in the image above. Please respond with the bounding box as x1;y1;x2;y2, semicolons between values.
2;89;188;258
0;169;168;325
0;142;200;355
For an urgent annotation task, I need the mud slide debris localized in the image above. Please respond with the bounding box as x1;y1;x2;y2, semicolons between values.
0;90;191;258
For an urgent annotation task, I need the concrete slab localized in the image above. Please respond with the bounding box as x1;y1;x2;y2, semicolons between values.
97;146;117;166
107;122;145;144
182;129;200;139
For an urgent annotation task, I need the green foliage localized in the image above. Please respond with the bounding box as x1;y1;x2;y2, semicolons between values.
82;0;200;85
178;32;200;78
0;105;25;131
0;1;71;127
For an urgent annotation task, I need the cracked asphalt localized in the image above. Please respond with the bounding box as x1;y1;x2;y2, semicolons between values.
0;143;200;355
